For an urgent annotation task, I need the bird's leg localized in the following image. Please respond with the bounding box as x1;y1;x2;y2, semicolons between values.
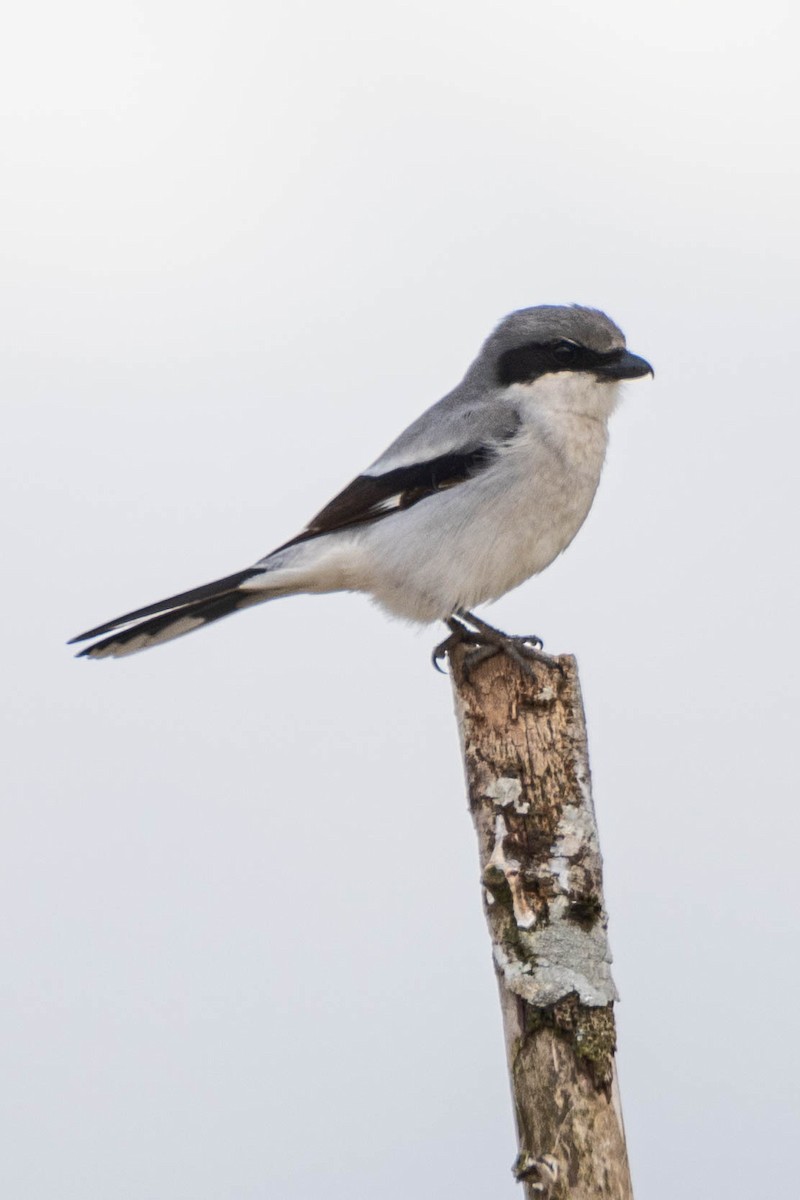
431;611;559;679
459;610;548;656
431;616;478;673
430;615;531;679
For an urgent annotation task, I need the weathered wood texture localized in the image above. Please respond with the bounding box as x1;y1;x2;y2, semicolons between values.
449;647;633;1200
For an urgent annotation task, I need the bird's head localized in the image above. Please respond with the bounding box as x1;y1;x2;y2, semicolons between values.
471;304;653;420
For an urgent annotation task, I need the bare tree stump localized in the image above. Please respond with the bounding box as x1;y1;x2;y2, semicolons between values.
449;646;633;1200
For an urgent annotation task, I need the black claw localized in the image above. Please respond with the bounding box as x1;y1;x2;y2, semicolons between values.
431;627;473;673
431;645;449;673
431;610;558;682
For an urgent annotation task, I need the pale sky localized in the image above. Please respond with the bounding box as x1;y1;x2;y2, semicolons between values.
3;2;799;1197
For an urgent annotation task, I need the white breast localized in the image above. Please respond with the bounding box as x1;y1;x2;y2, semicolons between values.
357;377;618;623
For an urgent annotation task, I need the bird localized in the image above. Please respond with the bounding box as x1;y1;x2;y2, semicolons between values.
70;304;652;665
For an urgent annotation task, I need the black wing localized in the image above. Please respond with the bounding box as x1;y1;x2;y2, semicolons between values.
70;420;519;651
279;435;518;551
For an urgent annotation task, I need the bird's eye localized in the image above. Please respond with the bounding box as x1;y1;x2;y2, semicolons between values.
551;340;579;364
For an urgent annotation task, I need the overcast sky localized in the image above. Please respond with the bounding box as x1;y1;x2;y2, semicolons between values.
3;1;799;1197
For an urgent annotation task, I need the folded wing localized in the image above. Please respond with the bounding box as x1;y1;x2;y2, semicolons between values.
70;404;521;657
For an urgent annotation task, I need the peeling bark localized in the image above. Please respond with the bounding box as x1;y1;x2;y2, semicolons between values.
450;647;633;1200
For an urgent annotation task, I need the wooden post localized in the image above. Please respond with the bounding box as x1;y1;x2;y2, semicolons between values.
449;646;633;1200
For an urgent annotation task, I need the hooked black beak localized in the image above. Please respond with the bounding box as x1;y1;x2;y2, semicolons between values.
595;350;654;381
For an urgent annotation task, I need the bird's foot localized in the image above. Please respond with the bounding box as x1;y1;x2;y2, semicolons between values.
432;616;473;673
432;611;560;681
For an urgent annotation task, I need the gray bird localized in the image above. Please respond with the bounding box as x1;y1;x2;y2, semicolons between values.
70;305;652;664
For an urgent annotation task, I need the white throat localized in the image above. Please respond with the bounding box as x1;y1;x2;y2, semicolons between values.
521;372;622;423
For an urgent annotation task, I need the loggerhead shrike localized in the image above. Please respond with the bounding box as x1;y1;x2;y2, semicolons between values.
70;305;652;665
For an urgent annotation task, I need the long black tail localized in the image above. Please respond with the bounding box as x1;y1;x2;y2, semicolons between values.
69;568;270;659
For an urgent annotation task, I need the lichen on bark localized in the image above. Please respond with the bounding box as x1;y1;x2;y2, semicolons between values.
450;648;632;1200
